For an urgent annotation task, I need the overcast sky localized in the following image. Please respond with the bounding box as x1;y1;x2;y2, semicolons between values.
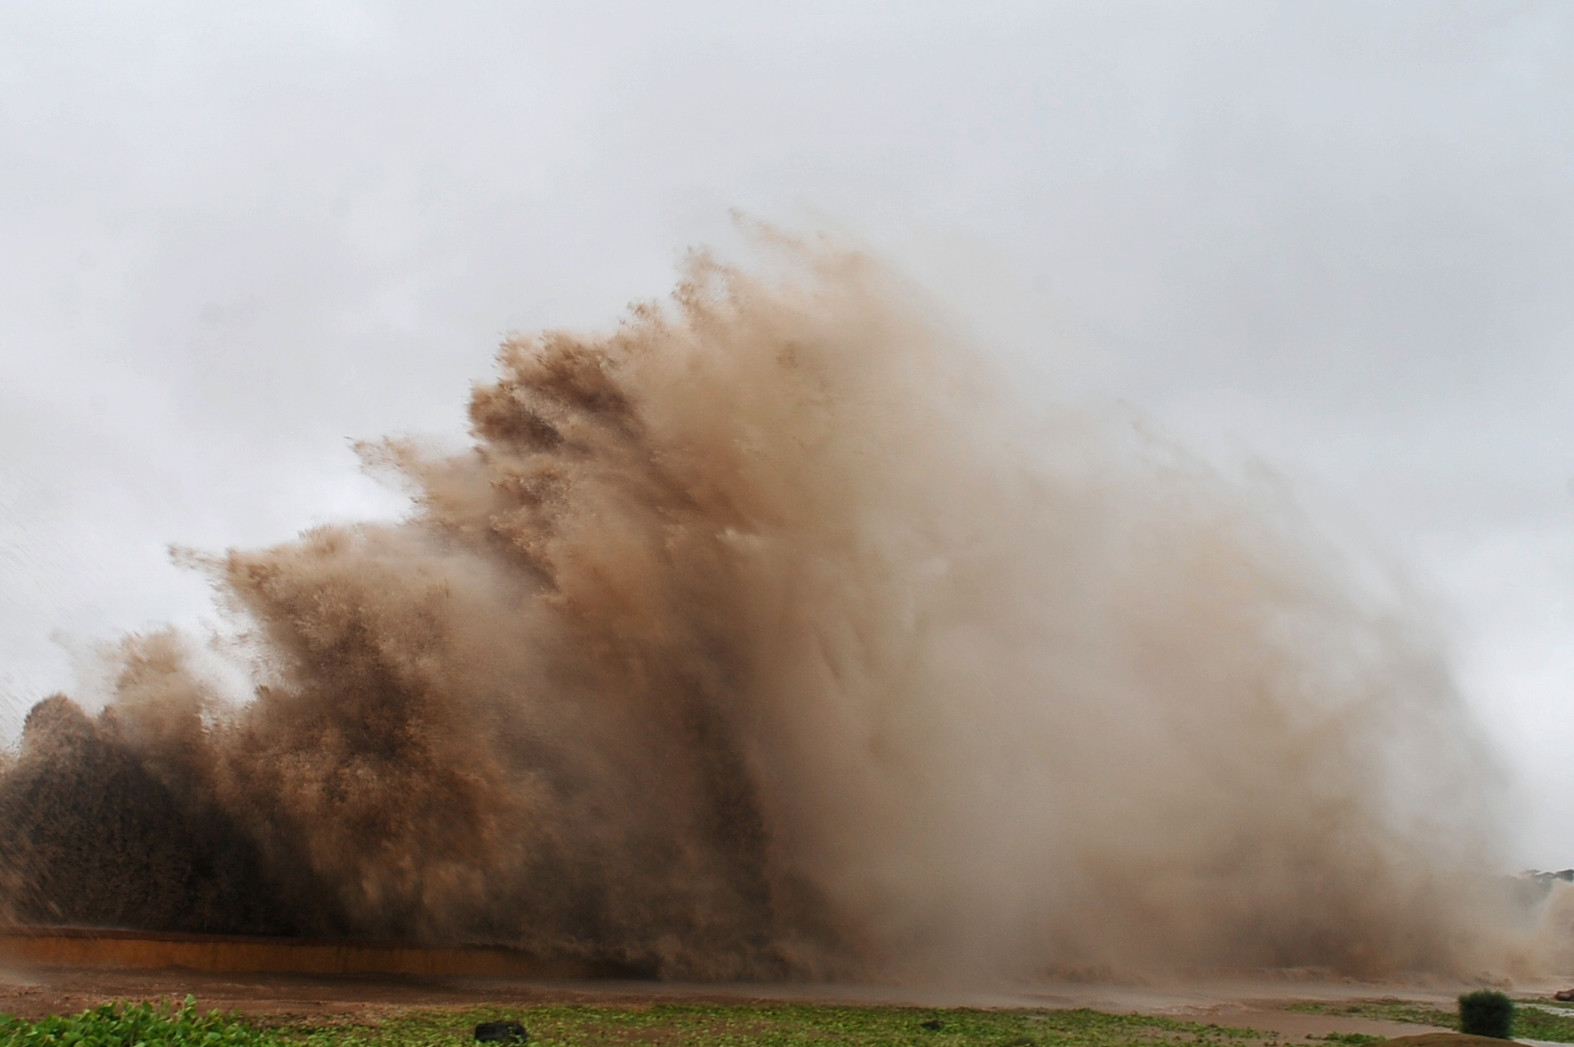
2;0;1571;865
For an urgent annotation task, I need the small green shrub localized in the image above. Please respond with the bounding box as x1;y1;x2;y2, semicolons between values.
1458;990;1514;1039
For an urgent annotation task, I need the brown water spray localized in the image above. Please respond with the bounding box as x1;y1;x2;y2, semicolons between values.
0;240;1535;980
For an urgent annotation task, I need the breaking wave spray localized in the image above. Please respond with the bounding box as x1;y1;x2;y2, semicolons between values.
0;238;1538;980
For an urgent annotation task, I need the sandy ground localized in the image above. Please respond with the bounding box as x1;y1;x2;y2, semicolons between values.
0;962;1555;1038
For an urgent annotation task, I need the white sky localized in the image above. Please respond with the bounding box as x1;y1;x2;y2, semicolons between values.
2;1;1571;866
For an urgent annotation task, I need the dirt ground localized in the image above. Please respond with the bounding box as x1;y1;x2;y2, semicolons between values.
0;961;1546;1038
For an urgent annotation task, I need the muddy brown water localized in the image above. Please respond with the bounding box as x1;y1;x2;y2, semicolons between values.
0;926;615;979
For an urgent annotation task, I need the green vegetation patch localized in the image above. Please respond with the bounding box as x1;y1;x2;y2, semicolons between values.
1508;1005;1574;1043
266;1004;1268;1047
1286;995;1574;1044
0;1000;1359;1047
12;997;1562;1047
0;998;277;1047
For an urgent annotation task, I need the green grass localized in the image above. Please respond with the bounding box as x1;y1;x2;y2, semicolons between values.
0;998;275;1047
1507;1005;1574;1043
0;1003;1286;1047
1287;995;1574;1043
274;1004;1273;1047
44;999;1565;1047
23;996;1574;1047
42;999;1574;1047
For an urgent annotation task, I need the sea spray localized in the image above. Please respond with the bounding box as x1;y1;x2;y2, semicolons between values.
0;240;1515;979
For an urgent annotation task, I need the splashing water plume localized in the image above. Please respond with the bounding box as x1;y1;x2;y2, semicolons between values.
0;239;1535;980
